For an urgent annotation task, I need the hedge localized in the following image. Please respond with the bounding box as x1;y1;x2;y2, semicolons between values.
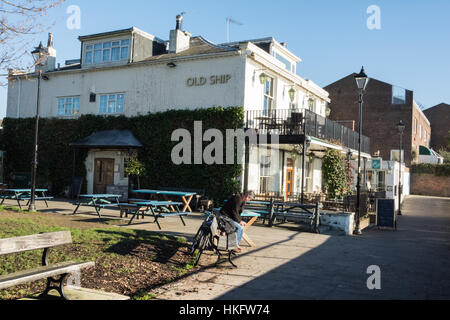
411;163;450;177
0;106;244;201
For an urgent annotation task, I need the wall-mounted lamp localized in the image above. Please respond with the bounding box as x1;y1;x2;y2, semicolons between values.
167;62;177;68
284;86;296;103
253;69;268;84
42;75;49;81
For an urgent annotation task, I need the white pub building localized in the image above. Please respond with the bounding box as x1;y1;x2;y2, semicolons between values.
7;15;371;198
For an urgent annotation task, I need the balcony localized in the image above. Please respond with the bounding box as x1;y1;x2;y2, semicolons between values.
244;109;371;154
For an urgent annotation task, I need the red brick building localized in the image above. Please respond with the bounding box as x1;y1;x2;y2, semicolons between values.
423;103;450;152
324;74;431;167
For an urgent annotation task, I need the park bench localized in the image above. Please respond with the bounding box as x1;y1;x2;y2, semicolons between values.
244;200;321;234
0;231;95;300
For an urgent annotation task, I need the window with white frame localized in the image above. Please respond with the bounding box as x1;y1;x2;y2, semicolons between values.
308;99;315;112
99;93;125;114
58;96;80;116
259;155;273;194
413;117;417;134
263;77;274;116
84;39;130;65
419;124;422;138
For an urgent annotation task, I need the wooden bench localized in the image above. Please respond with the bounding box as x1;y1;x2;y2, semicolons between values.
244;201;321;233
0;231;95;300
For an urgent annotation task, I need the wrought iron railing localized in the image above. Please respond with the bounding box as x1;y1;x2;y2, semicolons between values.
244;108;371;154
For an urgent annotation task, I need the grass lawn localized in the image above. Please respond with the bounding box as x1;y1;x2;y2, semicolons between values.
0;206;200;300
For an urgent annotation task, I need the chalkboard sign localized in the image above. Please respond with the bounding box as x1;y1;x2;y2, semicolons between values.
377;199;397;229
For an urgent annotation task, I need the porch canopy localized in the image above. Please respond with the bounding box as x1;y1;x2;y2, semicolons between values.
70;130;143;149
68;130;143;198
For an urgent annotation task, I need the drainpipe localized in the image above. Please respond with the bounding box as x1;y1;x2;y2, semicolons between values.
16;77;22;118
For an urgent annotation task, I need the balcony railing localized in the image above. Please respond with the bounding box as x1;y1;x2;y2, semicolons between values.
245;108;371;154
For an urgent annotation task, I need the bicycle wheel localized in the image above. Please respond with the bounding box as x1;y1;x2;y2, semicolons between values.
190;227;203;255
193;231;209;267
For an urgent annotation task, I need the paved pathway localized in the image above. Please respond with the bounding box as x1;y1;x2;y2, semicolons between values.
152;195;450;300
5;195;448;300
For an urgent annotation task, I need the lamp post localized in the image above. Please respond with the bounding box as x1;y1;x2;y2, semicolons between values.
28;42;47;212
396;120;406;216
354;67;369;235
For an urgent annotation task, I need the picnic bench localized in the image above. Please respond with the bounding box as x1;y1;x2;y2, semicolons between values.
0;189;54;210
131;189;197;213
0;231;94;300
212;208;260;247
244;200;321;234
72;194;121;220
118;201;189;229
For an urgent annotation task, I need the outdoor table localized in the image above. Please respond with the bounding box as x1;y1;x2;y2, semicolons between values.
241;211;261;247
119;201;187;229
213;208;261;248
131;190;197;213
72;194;121;220
0;189;52;210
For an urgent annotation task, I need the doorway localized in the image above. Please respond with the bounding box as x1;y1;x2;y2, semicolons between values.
94;158;115;194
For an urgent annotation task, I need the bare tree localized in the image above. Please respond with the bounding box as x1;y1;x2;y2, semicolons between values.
0;0;65;80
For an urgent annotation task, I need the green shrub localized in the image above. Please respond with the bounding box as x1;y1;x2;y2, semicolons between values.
1;107;244;202
412;163;450;176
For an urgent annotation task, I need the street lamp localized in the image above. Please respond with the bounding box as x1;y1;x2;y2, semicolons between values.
396;120;406;216
29;42;47;212
354;67;369;235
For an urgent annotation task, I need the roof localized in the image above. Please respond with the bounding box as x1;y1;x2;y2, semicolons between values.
78;26;165;44
424;103;450;113
70;130;143;149
142;36;237;62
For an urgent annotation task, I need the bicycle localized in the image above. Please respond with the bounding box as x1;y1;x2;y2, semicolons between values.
190;210;239;268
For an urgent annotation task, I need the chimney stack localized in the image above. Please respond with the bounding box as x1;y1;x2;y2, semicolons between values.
169;14;191;54
44;32;57;72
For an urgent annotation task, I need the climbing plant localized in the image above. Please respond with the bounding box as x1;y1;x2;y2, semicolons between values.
322;149;347;199
1;106;244;201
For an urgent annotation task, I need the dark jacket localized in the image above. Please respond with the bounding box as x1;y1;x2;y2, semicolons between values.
220;194;244;223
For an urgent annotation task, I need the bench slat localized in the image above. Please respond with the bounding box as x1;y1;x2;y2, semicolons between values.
0;231;72;256
0;261;95;290
158;212;189;217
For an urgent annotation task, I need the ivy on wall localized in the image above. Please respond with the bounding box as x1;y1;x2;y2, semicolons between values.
322;149;348;199
1;107;244;201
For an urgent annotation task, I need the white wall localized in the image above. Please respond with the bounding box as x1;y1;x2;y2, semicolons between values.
8;54;247;119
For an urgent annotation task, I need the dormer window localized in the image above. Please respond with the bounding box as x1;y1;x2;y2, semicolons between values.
84;39;130;65
272;50;296;73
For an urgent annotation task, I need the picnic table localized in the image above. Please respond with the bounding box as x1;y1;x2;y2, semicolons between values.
118;200;189;229
72;194;121;220
0;189;53;210
244;200;320;233
213;208;261;247
131;190;197;213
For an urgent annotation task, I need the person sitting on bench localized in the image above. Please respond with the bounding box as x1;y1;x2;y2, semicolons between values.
220;191;255;253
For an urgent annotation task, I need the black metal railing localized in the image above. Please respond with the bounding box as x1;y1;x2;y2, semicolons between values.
245;109;371;154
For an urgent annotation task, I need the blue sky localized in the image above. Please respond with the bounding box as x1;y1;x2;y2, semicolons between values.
1;0;449;117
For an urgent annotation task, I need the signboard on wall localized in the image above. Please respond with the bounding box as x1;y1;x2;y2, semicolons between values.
372;158;382;170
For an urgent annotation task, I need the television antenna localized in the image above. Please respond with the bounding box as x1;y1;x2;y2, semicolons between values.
226;17;243;43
